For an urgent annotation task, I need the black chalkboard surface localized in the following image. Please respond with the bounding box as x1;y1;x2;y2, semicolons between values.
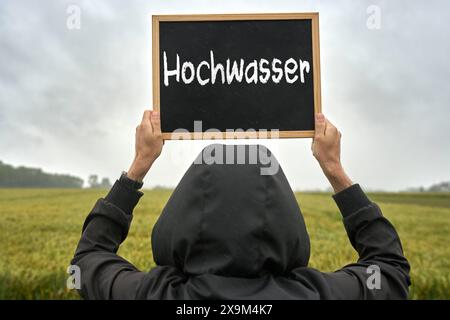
152;13;321;139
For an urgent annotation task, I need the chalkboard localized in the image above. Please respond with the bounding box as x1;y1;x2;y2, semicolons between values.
152;13;321;140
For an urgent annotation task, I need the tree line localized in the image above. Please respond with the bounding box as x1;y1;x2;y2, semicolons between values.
407;181;450;193
0;161;111;188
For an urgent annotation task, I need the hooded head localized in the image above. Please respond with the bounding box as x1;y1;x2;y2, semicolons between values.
151;144;310;278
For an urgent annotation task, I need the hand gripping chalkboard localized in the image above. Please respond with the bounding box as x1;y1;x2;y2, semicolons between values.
152;13;321;140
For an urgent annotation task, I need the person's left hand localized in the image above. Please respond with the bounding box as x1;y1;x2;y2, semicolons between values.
127;110;163;182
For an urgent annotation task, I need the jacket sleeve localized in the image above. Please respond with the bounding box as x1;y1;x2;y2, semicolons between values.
70;180;149;299
292;184;411;299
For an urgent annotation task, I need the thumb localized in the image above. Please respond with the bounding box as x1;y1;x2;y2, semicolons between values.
314;113;326;138
151;110;161;135
141;110;151;124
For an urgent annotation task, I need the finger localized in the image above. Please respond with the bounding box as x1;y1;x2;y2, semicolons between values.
314;113;326;138
150;110;161;135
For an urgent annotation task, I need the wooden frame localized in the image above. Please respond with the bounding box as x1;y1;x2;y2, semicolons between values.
152;13;321;140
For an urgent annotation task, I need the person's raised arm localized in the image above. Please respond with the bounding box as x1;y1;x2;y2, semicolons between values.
293;113;411;299
70;110;163;299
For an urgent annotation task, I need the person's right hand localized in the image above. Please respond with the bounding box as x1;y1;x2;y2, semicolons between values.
312;113;352;193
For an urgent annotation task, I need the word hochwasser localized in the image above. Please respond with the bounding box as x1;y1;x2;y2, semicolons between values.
163;50;311;86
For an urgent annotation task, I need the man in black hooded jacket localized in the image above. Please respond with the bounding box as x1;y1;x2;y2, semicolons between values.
71;110;411;299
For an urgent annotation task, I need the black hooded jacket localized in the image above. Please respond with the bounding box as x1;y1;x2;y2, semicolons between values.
71;144;410;299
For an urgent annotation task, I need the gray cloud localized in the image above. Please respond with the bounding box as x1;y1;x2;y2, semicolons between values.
0;0;449;190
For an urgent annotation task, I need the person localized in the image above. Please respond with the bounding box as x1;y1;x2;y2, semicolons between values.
70;111;410;299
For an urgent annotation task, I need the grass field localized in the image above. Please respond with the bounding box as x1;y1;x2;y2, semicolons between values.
0;188;449;299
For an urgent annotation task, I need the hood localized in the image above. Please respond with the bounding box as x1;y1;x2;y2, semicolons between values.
151;144;310;278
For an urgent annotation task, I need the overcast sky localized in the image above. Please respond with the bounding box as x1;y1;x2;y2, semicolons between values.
1;0;449;191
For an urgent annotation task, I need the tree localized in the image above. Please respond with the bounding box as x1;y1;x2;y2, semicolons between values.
88;175;99;188
99;177;111;188
88;175;111;188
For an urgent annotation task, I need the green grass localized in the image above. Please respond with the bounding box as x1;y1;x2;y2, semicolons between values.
0;188;448;299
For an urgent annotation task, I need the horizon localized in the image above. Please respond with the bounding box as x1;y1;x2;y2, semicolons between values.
1;157;448;192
